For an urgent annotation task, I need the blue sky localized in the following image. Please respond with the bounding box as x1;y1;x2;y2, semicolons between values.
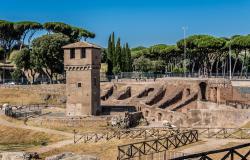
1;0;250;47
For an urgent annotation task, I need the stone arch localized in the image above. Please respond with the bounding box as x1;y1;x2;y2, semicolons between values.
199;82;207;101
145;110;149;117
184;88;191;98
186;88;191;95
157;112;162;121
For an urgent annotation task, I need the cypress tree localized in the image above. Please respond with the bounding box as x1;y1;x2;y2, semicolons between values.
106;32;131;74
121;45;126;71
111;32;115;66
125;43;132;71
115;37;121;69
107;34;113;74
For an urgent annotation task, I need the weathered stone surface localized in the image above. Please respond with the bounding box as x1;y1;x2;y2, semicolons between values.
58;96;67;104
145;86;166;105
0;152;25;160
43;94;51;101
109;112;143;128
116;86;131;100
45;152;98;160
136;87;154;98
101;85;114;101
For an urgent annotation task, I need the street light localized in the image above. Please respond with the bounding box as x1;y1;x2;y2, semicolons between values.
182;27;188;77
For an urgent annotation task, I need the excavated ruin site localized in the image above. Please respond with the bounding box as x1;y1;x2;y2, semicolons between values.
0;78;249;160
101;78;250;128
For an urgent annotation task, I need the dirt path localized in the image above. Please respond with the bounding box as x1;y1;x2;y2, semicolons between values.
180;138;250;154
28;139;74;154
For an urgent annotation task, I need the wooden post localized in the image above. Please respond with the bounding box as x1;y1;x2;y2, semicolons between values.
230;149;234;160
164;150;166;160
73;129;76;144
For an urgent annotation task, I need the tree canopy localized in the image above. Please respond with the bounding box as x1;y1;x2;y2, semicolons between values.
31;33;70;83
43;22;95;41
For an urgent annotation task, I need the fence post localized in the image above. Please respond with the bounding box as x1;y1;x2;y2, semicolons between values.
164;150;166;160
73;129;76;144
240;129;243;139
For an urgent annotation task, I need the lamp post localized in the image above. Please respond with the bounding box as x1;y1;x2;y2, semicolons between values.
182;27;188;77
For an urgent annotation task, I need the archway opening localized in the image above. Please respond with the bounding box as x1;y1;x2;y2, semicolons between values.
145;110;149;117
186;88;191;96
157;113;162;121
199;82;207;101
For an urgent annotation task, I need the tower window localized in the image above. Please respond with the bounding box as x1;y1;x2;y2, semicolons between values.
77;83;81;88
70;48;75;59
81;48;86;58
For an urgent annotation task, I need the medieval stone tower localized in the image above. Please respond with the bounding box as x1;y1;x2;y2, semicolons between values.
62;42;101;116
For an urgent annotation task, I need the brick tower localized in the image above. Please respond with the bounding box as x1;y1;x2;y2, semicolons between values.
62;42;101;116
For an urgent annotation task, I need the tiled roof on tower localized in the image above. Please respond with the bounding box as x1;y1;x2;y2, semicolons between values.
62;41;101;49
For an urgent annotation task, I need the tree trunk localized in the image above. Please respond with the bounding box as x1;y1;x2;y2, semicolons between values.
192;61;195;75
216;59;219;77
232;51;239;78
240;50;247;78
222;60;226;77
30;70;36;84
44;69;53;84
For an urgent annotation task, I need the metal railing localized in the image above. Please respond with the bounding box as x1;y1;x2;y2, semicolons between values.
1;72;250;84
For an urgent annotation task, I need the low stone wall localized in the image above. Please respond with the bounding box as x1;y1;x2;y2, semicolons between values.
32;117;107;128
141;105;187;126
141;100;250;128
0;84;65;95
186;108;250;128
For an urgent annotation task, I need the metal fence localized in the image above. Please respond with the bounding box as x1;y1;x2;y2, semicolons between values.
1;72;250;84
101;72;250;82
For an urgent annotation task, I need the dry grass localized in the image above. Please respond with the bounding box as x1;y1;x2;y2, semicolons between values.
207;142;250;159
41;139;138;160
29;119;110;133
173;140;206;152
0;115;25;125
0;88;64;106
1;113;110;134
0;88;44;105
242;120;250;128
0;125;66;151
